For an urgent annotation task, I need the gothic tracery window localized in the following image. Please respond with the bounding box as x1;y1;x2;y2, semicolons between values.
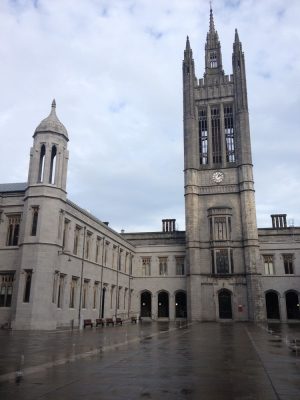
199;109;208;165
211;107;222;164
224;105;235;163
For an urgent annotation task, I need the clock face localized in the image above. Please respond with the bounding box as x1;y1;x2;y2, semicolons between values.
212;171;224;184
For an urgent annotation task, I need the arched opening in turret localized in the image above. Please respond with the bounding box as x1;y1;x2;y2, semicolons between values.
49;145;57;184
38;144;46;182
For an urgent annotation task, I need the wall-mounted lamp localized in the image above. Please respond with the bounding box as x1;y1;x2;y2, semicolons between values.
58;250;72;262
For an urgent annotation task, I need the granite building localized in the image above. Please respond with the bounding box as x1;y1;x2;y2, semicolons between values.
0;9;299;329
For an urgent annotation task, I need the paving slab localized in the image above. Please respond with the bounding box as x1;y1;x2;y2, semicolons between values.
0;322;299;399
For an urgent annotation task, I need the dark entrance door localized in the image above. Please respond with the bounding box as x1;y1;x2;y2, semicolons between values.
286;291;300;319
265;291;280;319
140;291;152;317
218;290;232;319
158;291;169;318
175;291;187;318
101;287;106;318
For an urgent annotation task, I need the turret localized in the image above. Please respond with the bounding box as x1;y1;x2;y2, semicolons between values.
204;7;224;78
183;36;198;170
28;100;69;192
232;29;252;165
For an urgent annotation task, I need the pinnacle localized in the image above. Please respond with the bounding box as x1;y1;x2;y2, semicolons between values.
235;28;240;43
52;99;56;109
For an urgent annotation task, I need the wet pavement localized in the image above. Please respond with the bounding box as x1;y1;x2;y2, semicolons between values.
0;321;299;399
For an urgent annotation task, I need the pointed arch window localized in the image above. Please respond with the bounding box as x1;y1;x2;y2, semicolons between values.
224;105;235;163
199;109;208;165
49;145;57;184
38;144;46;182
209;51;217;68
31;206;39;236
211;107;222;164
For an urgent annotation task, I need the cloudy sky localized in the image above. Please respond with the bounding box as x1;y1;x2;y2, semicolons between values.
0;0;299;232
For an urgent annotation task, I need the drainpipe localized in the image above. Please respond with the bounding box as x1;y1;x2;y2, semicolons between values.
78;226;86;329
99;236;106;318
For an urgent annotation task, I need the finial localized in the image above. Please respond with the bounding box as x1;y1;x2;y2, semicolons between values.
209;1;215;33
52;99;56;109
234;28;240;43
186;35;190;50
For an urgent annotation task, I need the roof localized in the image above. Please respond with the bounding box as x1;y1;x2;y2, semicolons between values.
0;182;27;193
34;100;68;140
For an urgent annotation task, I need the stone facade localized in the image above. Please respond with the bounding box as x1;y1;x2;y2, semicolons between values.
0;10;299;329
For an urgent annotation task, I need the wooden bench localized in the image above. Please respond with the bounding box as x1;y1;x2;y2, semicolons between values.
83;319;93;328
96;318;105;327
106;318;114;326
116;318;123;325
288;339;300;352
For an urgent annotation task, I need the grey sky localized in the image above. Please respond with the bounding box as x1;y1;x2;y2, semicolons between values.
0;0;299;232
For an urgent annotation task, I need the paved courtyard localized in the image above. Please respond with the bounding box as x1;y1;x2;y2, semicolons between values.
0;322;299;399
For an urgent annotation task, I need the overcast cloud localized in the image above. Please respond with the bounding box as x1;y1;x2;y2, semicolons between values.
0;0;299;232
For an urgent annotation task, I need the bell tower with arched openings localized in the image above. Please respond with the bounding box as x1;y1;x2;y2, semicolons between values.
28;99;69;192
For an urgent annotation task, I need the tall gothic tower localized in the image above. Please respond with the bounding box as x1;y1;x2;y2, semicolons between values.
183;8;264;321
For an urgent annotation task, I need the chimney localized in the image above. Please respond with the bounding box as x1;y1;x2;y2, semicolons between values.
162;219;176;232
271;214;287;229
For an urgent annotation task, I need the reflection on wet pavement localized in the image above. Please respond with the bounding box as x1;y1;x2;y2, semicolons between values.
0;322;299;399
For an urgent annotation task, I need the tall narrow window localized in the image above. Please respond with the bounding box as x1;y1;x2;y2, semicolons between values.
49;145;57;184
0;273;14;307
62;219;70;249
199;109;208;165
263;255;274;275
93;282;99;309
31;207;39;236
110;285;115;308
224;105;235;162
117;286;121;309
73;226;81;255
209;51;217;68
23;270;32;303
57;274;65;308
118;250;122;271
52;271;59;303
129;255;133;275
142;257;151;276
104;241;109;266
85;232;92;259
283;254;294;274
159;257;168;276
211;107;222;164
82;280;89;308
214;217;227;240
38;144;46;182
6;215;21;246
95;237;101;263
176;257;185;275
216;249;229;274
69;277;78;308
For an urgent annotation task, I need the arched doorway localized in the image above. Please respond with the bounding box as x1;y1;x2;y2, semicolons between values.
175;291;187;318
140;291;152;317
286;291;300;320
158;291;169;318
101;287;106;318
218;290;232;319
265;291;280;319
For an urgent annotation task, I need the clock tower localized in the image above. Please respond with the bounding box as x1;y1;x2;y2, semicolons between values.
183;8;264;321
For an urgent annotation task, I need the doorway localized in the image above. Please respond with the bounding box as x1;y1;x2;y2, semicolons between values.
175;291;187;318
286;291;300;319
140;291;152;317
218;290;232;319
265;291;280;319
158;291;169;318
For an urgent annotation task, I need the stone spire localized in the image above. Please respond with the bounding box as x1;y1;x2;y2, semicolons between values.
204;4;223;76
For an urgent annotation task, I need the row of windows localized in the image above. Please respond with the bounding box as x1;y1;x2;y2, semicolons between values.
199;104;235;166
141;257;185;277
263;254;295;275
52;273;131;311
3;208;39;247
0;271;32;307
62;218;133;274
